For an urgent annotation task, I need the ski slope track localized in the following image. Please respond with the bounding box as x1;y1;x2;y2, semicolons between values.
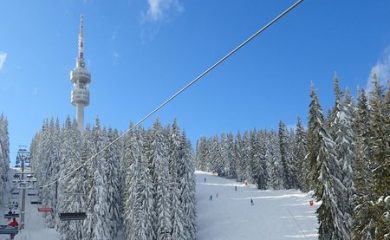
2;169;318;239
0;168;59;240
196;171;319;240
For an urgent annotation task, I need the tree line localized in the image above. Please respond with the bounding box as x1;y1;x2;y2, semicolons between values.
195;121;305;190
195;76;390;239
30;117;196;240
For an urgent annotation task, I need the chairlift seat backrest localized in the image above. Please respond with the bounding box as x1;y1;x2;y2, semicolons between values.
0;226;18;235
4;213;19;218
38;208;53;213
59;212;87;221
30;201;42;205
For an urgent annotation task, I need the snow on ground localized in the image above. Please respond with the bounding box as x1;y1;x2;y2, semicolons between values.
0;168;59;240
14;194;60;240
196;171;319;240
2;169;319;239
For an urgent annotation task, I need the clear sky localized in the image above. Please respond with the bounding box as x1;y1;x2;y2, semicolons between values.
1;0;390;164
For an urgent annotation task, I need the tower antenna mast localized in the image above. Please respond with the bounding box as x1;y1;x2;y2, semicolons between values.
70;15;91;131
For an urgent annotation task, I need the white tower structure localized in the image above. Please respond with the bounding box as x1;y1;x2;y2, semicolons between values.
71;15;91;131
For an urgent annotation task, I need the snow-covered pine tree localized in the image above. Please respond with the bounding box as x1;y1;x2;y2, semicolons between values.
368;76;390;238
123;122;141;240
286;128;299;189
220;133;230;177
327;75;343;136
315;124;348;240
57;117;86;239
47;118;61;227
226;132;236;178
195;137;209;172
330;83;355;238
352;88;376;239
178;132;197;240
105;128;123;239
234;131;245;182
311;81;350;239
267;131;283;189
251;130;267;189
36;118;61;227
242;131;252;182
149;119;171;240
134;147;154;240
248;130;259;184
168;120;185;239
293;117;308;191
84;119;111;240
260;131;270;189
210;135;222;175
379;81;390;238
306;84;324;190
278;121;290;189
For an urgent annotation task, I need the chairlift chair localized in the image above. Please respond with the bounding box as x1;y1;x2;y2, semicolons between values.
59;212;87;221
4;213;19;219
0;225;18;235
30;200;42;205
38;207;53;213
59;192;87;221
17;182;33;189
27;190;38;196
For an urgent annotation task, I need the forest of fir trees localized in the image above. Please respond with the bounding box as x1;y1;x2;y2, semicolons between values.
195;75;389;240
30;117;196;240
0;114;10;205
2;73;389;239
196;118;304;191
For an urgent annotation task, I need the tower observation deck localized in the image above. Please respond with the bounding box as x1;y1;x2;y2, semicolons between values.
70;15;91;131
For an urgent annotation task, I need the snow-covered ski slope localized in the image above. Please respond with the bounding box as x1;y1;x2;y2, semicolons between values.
196;171;319;240
13;195;59;240
0;168;59;240
2;169;318;239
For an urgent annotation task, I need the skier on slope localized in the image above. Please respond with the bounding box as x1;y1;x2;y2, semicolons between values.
250;198;254;206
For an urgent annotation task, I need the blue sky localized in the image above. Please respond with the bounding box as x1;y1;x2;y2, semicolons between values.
1;0;390;164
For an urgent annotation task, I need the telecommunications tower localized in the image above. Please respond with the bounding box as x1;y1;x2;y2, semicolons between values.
70;15;91;131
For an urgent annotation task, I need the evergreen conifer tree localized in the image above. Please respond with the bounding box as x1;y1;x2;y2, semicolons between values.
306;84;324;190
352;89;376;239
294;117;308;191
315;125;348;239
